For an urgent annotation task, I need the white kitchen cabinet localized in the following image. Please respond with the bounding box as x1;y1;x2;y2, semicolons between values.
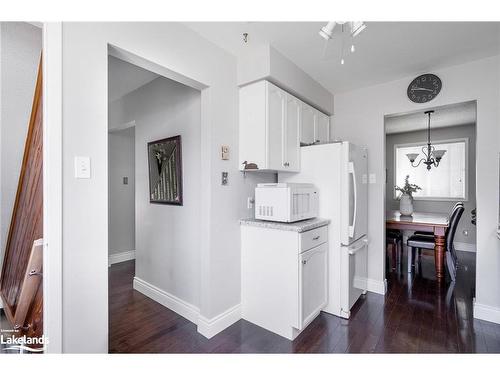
241;221;328;340
299;103;330;146
239;80;300;172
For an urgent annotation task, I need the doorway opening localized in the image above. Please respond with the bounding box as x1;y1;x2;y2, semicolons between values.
383;100;477;324
107;51;203;353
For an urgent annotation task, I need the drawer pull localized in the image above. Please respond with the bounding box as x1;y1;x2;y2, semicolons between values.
312;236;320;240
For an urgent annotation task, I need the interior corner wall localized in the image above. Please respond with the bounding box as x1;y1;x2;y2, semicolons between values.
61;22;271;352
385;124;477;246
237;44;334;115
332;56;500;319
0;22;42;269
108;126;135;256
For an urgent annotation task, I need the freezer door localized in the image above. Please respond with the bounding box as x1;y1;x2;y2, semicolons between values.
340;236;368;319
341;142;368;246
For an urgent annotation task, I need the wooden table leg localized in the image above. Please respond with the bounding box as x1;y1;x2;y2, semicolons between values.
434;234;445;278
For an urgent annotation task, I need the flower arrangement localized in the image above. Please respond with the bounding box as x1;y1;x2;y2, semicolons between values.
395;175;421;199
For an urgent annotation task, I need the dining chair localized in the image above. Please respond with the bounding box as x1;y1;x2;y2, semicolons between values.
406;204;464;280
413;202;463;237
386;229;403;271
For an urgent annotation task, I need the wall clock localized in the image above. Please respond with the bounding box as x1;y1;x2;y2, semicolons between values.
407;74;442;103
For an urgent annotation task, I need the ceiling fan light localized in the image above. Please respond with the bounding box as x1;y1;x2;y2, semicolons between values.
406;153;419;163
351;21;367;38
319;21;336;40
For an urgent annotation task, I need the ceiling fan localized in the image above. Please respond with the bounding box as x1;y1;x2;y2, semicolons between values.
319;21;367;64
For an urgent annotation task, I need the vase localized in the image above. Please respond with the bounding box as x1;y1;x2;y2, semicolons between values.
399;194;413;216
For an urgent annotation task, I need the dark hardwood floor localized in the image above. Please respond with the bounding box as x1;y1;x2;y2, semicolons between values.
109;249;500;353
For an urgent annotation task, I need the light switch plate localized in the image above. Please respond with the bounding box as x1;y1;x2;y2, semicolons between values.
369;173;376;184
74;156;91;179
221;145;230;160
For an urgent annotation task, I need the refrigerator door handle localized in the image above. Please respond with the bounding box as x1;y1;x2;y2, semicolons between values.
347;238;368;255
348;162;357;238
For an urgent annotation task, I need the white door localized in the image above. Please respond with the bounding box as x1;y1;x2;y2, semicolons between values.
298;243;328;329
267;83;285;170
340;237;368;318
285;95;301;171
300;104;315;146
315;112;330;144
341;142;368;245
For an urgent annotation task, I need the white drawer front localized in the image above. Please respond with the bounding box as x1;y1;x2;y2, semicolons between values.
300;226;328;253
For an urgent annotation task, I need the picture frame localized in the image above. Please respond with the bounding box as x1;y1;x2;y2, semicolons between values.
147;135;183;205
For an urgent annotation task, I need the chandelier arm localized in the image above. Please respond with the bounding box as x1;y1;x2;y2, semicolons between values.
411;158;425;168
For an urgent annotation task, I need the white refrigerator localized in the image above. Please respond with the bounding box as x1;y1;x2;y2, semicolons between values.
279;141;368;319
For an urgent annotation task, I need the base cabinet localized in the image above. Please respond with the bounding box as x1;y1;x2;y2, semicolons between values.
241;224;328;340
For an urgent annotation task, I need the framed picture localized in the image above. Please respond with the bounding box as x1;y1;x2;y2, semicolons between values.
147;135;183;205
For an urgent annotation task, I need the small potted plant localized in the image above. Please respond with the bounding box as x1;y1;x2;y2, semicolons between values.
395;175;421;216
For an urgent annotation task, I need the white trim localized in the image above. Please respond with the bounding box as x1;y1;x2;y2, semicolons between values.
0;298;3;309
454;242;476;252
474;301;500;325
133;277;200;324
42;22;63;354
108;120;136;133
393;137;469;201
108;250;136;266
197;304;241;339
366;278;387;295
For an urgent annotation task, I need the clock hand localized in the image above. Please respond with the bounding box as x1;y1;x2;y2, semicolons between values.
411;87;434;92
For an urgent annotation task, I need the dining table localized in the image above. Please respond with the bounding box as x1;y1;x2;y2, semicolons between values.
386;210;449;278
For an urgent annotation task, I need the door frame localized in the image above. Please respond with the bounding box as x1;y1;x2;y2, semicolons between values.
42;22;63;353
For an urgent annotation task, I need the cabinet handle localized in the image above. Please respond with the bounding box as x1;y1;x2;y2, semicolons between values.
312;236;320;240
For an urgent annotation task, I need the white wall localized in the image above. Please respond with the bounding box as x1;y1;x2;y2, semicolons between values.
386;124;476;246
108;126;135;255
60;22;274;352
237;44;334;115
333;56;500;322
0;22;42;267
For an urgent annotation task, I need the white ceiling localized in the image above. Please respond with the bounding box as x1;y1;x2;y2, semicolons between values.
385;101;476;134
108;55;159;102
184;22;500;94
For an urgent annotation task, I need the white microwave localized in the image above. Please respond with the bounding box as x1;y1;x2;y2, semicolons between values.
255;183;319;223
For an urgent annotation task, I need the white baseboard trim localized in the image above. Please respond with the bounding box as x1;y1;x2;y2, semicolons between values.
454;242;476;253
108;250;136;266
197;304;241;339
473;301;500;325
133;277;200;324
366;278;387;295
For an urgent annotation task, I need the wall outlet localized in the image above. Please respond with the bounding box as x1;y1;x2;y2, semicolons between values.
74;156;91;179
123;177;128;185
247;197;254;209
369;173;376;184
221;171;228;185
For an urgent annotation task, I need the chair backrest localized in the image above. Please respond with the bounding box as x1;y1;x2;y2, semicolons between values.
447;204;465;251
446;202;464;234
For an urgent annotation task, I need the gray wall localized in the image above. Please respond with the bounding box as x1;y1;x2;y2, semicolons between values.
108;127;135;255
0;22;42;267
386;124;476;246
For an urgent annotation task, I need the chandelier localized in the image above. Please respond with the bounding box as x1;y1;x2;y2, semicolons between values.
406;110;446;170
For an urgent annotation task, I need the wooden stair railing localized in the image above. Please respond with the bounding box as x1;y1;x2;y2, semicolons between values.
0;56;43;339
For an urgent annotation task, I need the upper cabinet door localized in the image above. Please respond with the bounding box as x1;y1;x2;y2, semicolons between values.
315;112;330;144
267;83;286;170
285;95;301;171
300;104;315;146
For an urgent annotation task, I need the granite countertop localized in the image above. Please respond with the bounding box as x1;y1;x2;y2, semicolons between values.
239;217;330;233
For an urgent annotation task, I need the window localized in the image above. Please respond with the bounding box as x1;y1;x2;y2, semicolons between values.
394;138;468;201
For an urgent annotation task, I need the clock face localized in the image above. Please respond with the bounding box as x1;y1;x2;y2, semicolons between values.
407;74;442;103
